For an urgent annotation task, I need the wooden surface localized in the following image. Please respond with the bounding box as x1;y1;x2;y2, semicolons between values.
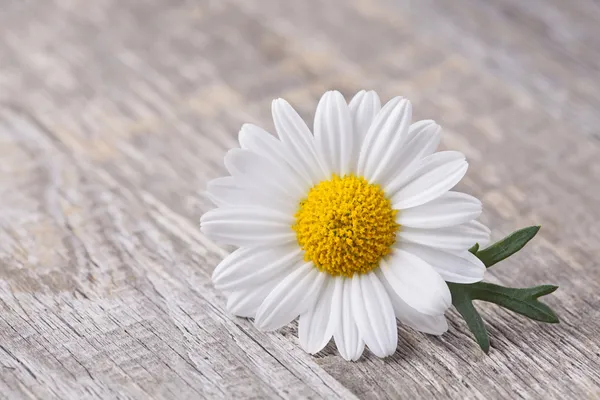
1;0;600;398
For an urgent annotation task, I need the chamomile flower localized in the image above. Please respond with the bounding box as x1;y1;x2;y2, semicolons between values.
201;90;489;360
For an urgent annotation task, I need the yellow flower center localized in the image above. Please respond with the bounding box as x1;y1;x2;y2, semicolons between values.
292;174;399;277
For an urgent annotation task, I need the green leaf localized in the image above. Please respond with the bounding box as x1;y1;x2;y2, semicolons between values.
468;243;479;255
449;282;559;352
448;283;489;353
467;283;559;323
449;226;558;353
476;226;540;268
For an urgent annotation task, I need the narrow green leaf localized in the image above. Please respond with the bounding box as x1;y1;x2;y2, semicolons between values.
449;281;558;352
476;226;540;268
468;243;479;255
448;283;490;353
521;285;559;298
448;225;558;352
468;282;559;323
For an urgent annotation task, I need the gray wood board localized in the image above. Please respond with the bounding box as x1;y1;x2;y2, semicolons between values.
0;0;599;398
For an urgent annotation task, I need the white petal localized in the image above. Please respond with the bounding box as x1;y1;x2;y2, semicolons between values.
225;148;306;202
398;222;489;251
314;91;354;176
205;176;238;207
239;123;313;189
272;98;327;183
238;124;284;163
376;269;448;335
406;120;441;157
348;90;381;153
255;262;326;331
298;277;336;354
396;191;482;229
380;120;441;187
200;207;295;247
212;245;303;291
466;220;491;247
351;272;398;358
403;311;447;336
358;97;412;183
391;151;468;209
386;151;463;198
205;176;295;213
227;277;285;318
379;249;451;316
332;277;365;361
399;243;485;284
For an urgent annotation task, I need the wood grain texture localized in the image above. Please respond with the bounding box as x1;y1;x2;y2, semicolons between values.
0;0;599;398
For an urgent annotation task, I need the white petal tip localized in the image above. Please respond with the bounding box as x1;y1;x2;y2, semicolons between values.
222;148;243;172
226;298;253;319
198;221;208;234
424;317;449;336
412;293;451;316
201;190;219;206
369;347;397;359
442;297;452;311
390;97;409;110
210;267;221;282
318;90;345;106
254;320;282;332
198;220;216;237
272;98;287;108
469;259;487;283
339;351;363;362
238;124;252;141
199;212;209;224
211;272;229;289
431;327;449;336
253;318;269;332
301;342;329;355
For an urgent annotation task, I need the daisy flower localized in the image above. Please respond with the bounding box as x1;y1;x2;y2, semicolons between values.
201;90;489;360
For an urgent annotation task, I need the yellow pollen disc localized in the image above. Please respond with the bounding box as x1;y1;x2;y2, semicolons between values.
292;174;399;277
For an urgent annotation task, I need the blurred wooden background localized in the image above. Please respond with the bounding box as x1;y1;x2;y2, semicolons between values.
1;0;599;398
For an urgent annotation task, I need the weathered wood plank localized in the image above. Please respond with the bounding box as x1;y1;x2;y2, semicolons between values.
0;108;357;399
0;0;599;398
